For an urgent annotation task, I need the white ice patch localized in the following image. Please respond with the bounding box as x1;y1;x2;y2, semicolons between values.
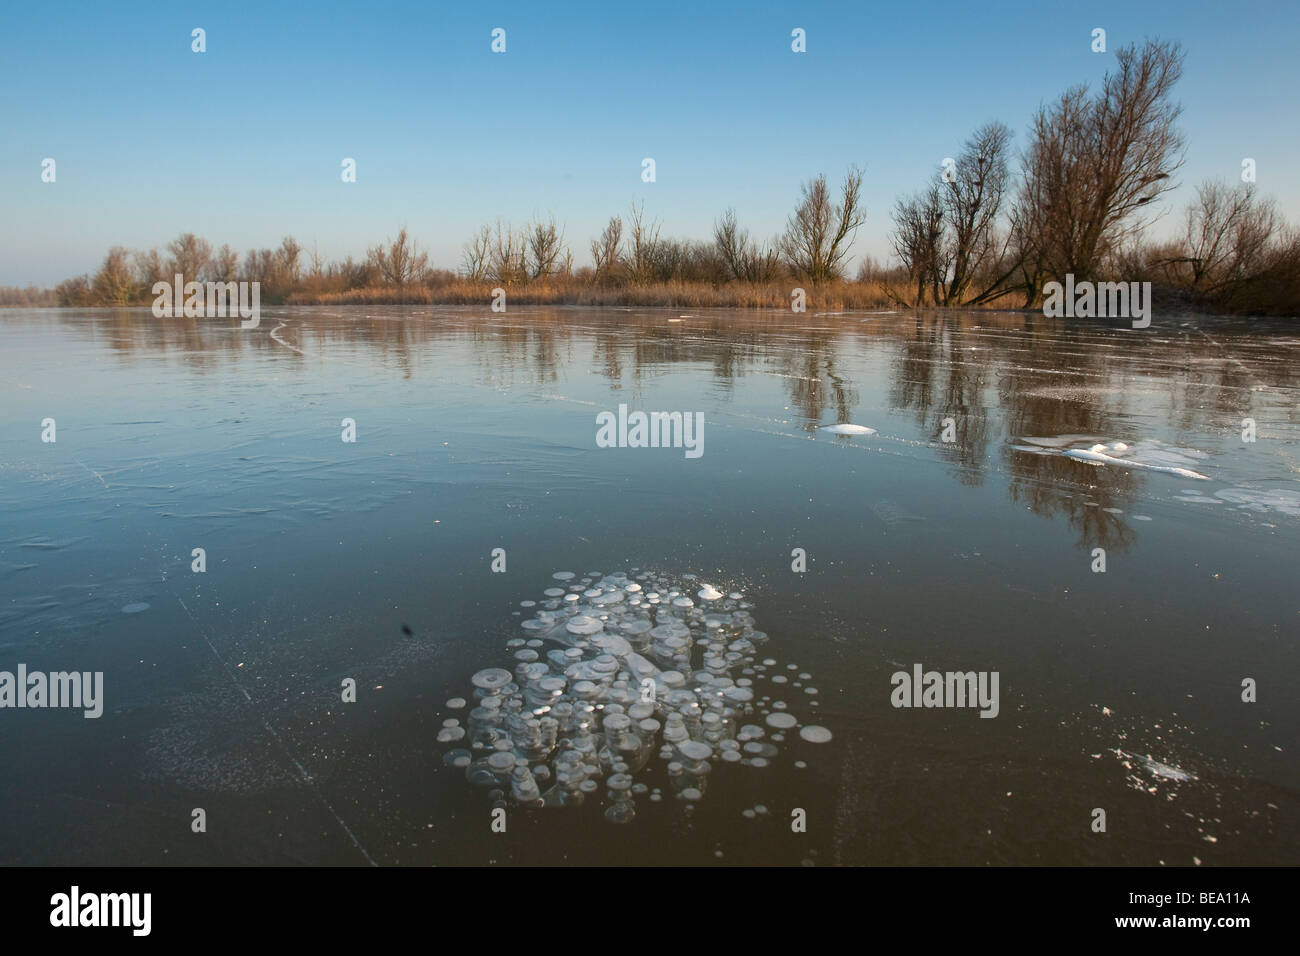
819;423;877;436
1018;436;1211;480
1018;434;1110;449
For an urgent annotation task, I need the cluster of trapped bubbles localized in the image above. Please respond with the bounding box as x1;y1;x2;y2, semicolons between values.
436;569;832;823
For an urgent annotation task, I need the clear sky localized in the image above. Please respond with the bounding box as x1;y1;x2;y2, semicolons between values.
2;0;1297;285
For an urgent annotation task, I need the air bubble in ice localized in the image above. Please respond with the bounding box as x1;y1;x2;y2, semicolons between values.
566;615;604;635
471;668;513;690
438;568;831;823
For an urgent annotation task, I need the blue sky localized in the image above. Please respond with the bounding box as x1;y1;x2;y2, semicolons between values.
2;0;1297;285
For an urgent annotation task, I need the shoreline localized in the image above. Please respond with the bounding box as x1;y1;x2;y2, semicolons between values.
6;281;1288;318
3;301;1293;324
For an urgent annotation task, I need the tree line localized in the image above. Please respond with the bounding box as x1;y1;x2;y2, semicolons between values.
52;172;867;309
884;39;1298;314
38;39;1300;316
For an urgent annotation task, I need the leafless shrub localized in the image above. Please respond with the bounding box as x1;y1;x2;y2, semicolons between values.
525;216;566;280
1183;181;1277;290
91;247;137;305
489;221;527;286
781;167;866;281
367;227;429;287
623;202;662;283
133;248;168;289
461;225;491;280
168;233;213;281
213;244;239;282
590;215;624;283
714;208;782;282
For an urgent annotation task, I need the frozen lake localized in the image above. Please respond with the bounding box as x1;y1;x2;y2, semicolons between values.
1;305;1296;865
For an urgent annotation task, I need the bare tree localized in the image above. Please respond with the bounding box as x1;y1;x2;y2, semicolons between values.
332;254;375;289
781;167;866;281
713;208;747;280
277;236;302;283
1001;173;1053;307
888;122;1018;307
713;208;783;282
167;233;213;281
940;122;1013;303
1019;40;1185;283
243;248;275;285
591;215;624;281
683;240;727;283
56;276;93;307
525;215;566;280
213;244;239;281
367;228;429;287
744;241;783;283
461;225;492;280
307;242;324;280
1183;181;1277;289
92;247;137;305
133;248;168;289
489;221;527;285
890;186;944;305
624;201;661;283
